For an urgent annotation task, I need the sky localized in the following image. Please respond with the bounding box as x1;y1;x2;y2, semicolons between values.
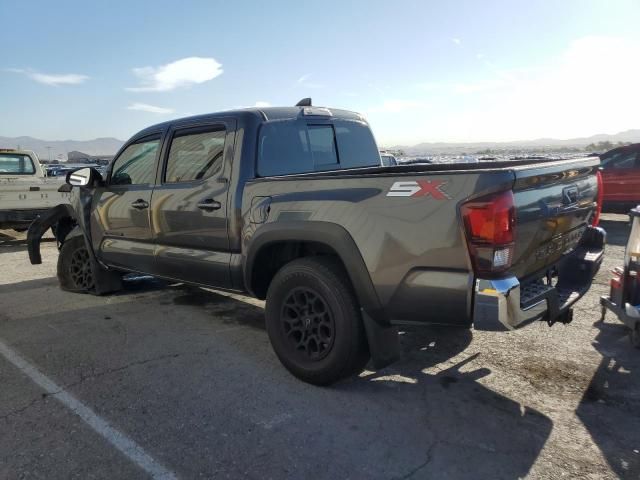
1;0;640;146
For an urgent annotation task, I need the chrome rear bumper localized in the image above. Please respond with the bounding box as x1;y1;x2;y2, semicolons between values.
474;277;547;330
473;227;606;331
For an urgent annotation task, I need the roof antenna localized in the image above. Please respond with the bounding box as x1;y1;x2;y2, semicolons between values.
295;98;312;107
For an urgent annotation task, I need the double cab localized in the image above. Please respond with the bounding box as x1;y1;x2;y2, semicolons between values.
28;101;606;385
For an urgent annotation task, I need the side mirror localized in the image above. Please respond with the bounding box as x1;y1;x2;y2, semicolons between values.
66;167;103;187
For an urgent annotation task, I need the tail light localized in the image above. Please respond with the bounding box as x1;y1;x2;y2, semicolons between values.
591;169;604;227
461;190;516;277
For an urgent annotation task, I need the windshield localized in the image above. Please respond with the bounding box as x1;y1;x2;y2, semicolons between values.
0;153;36;174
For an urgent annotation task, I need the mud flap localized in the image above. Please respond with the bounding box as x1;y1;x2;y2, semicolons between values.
65;229;122;296
90;256;123;295
361;310;400;369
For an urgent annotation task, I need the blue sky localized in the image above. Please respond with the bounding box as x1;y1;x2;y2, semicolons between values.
1;0;639;145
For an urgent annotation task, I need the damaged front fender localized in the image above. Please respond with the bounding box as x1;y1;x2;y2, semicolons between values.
27;184;95;265
27;203;78;264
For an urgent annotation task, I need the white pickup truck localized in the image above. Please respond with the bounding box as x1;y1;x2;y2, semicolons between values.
0;149;72;231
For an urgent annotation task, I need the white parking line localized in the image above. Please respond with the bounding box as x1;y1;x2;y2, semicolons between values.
0;339;178;480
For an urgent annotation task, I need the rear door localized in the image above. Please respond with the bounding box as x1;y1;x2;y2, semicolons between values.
92;134;161;273
150;120;236;287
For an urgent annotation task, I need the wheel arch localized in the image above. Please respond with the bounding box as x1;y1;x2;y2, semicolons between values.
244;221;384;323
244;221;400;369
27;203;80;264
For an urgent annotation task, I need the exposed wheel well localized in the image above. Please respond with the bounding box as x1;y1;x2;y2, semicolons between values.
250;241;348;299
53;216;77;245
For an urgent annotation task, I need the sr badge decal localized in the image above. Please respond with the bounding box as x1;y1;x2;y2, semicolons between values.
386;180;450;199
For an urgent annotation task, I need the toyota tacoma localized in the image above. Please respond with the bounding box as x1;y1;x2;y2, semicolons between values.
27;100;606;385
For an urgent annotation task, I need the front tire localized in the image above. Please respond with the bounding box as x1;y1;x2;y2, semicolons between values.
57;235;95;293
265;257;370;385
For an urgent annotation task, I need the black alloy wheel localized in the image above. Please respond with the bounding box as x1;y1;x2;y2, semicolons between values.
281;287;336;361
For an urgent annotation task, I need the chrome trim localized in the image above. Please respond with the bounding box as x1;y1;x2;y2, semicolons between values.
473;277;547;330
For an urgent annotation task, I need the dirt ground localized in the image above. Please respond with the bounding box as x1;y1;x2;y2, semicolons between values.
0;214;638;479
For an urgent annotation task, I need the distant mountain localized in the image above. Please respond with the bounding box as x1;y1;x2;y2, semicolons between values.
3;128;640;160
0;136;124;160
386;129;640;155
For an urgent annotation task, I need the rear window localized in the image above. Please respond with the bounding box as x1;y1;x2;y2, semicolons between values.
258;119;380;176
0;153;35;175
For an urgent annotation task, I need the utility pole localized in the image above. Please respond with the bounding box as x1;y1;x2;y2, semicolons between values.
46;146;52;162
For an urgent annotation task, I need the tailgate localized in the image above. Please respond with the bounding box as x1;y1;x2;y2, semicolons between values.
0;178;71;210
510;157;600;279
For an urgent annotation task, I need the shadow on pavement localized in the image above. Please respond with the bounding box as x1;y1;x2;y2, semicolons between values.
0;278;553;479
168;285;553;478
336;326;554;478
599;218;631;247
576;316;640;479
0;230;55;255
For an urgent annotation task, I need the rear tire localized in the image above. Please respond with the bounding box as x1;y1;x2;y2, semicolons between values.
265;257;370;385
57;235;95;293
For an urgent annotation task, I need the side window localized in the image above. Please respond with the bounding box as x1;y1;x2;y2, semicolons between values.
602;150;638;170
612;152;638;169
165;127;226;183
111;138;160;185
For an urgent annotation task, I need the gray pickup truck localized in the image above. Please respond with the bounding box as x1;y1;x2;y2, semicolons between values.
28;100;606;385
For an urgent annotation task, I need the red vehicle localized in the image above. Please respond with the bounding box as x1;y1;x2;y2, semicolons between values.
600;143;640;212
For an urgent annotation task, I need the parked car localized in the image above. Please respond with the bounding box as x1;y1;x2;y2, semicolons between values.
28;101;605;385
0;149;72;231
599;143;640;213
379;152;398;166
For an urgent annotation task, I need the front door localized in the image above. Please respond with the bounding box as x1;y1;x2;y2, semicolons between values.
92;133;161;273
150;121;235;287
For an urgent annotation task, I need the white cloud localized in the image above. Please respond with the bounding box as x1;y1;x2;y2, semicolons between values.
6;68;89;86
297;73;324;89
127;57;222;92
126;102;174;114
451;38;461;45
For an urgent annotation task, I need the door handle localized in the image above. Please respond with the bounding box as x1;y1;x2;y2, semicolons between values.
197;198;222;211
131;199;149;210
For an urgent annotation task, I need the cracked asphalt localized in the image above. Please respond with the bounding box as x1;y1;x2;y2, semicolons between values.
1;214;639;479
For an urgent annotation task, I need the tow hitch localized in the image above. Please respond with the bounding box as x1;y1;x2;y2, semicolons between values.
547;308;574;327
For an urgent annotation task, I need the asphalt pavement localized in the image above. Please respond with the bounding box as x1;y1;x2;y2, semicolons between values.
0;215;639;479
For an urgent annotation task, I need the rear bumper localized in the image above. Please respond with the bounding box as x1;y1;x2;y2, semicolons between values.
473;226;606;330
